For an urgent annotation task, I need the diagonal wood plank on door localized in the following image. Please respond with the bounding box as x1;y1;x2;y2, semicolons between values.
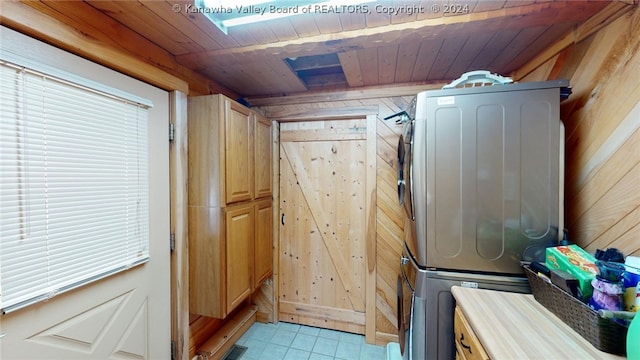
281;141;366;312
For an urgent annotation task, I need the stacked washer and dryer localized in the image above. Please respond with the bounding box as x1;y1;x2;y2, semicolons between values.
395;73;570;360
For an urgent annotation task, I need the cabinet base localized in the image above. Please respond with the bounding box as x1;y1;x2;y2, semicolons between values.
195;305;258;359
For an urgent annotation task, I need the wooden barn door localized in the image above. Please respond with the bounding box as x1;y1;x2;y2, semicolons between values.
278;117;376;337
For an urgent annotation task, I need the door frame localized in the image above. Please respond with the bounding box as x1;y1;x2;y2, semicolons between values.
269;106;378;343
169;91;190;360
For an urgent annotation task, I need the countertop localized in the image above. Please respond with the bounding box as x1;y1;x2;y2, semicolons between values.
451;286;626;359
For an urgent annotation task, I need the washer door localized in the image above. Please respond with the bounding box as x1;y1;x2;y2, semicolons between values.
397;275;406;355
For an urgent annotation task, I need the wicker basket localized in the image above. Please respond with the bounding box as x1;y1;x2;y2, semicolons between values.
523;265;628;354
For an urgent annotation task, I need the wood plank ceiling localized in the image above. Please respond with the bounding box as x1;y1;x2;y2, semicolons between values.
11;0;627;102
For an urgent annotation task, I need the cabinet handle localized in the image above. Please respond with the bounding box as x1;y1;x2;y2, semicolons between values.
281;213;285;226
459;333;472;353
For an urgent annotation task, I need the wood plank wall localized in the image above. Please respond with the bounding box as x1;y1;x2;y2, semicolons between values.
260;95;418;343
521;6;640;259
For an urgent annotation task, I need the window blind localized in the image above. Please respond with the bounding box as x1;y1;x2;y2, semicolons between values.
0;61;151;314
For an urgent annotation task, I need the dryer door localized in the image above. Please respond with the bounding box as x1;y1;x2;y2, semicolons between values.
397;134;406;205
398;121;415;220
397;275;407;356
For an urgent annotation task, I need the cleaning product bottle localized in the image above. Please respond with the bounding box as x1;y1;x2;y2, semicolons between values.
624;256;640;311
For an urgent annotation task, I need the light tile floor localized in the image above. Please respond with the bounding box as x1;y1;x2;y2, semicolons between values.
235;321;387;360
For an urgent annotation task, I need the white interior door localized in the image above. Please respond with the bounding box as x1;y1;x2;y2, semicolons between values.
0;27;171;359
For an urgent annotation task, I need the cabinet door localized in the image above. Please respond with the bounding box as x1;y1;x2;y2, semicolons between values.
225;203;254;315
254;114;273;199
454;306;489;360
254;199;273;288
225;100;253;204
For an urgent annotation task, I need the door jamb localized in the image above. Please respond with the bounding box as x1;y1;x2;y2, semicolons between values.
169;91;190;360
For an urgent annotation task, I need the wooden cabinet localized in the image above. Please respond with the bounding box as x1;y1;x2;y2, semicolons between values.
222;102;272;205
188;94;273;319
225;101;253;204
254;113;273;199
454;306;489;360
254;199;273;288
225;203;254;314
451;287;622;360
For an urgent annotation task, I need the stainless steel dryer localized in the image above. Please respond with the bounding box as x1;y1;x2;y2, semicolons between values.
411;80;568;273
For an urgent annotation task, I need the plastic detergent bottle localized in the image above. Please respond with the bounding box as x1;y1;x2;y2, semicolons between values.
624;256;640;311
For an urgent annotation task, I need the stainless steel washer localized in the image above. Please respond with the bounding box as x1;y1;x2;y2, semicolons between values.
399;243;531;359
398;244;427;360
